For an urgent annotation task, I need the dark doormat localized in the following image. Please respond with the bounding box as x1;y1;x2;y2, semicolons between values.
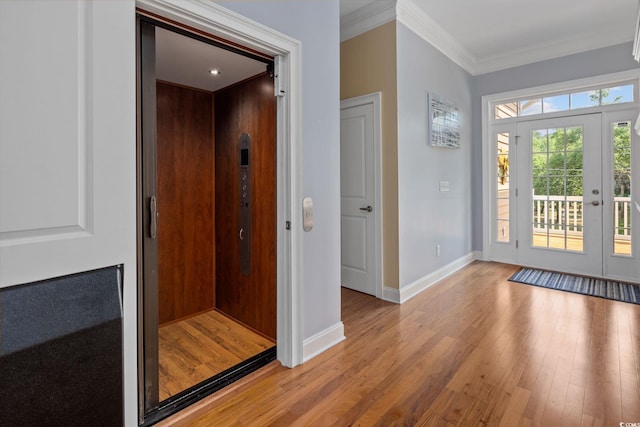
509;268;640;304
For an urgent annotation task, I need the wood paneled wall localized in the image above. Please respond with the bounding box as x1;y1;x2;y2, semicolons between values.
157;82;215;325
214;73;277;339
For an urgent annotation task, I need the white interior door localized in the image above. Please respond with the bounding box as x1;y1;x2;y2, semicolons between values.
0;1;136;287
516;114;603;276
340;99;377;296
0;1;137;424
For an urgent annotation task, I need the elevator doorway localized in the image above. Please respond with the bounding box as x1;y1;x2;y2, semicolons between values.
138;17;277;421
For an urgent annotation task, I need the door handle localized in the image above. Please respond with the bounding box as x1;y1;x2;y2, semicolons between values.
360;205;373;212
150;196;157;239
591;200;600;206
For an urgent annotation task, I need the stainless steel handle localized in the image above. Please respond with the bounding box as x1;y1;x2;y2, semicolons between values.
360;205;373;212
591;200;600;206
239;228;245;240
150;196;157;239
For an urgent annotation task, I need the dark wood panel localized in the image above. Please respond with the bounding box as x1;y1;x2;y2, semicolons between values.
157;82;215;325
215;73;276;339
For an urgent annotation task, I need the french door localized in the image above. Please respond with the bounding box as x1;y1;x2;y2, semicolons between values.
516;114;603;276
508;112;638;281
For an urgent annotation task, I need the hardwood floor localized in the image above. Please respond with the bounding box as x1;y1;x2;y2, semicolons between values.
158;310;275;401
157;261;640;426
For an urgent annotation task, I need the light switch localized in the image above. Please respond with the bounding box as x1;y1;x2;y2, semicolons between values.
439;181;450;192
302;197;314;231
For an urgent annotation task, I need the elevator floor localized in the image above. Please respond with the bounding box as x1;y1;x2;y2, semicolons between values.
158;309;275;401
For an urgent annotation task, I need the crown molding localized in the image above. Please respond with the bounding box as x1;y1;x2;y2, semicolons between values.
340;0;476;73
395;0;476;74
341;0;635;76
340;0;396;42
473;29;634;75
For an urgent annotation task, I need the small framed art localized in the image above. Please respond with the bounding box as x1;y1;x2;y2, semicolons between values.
428;93;460;148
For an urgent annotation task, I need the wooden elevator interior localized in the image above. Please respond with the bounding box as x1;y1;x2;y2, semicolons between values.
156;73;276;339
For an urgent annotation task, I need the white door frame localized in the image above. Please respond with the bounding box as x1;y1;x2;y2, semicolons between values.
482;69;640;281
136;0;303;369
340;92;383;298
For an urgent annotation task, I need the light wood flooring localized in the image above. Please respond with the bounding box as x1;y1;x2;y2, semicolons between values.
157;261;640;426
159;310;275;401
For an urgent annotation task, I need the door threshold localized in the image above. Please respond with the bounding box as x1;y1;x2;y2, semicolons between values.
142;347;276;426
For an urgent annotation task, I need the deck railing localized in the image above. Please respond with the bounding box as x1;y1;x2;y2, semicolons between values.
532;195;631;240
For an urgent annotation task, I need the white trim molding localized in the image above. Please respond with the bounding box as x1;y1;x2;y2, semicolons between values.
395;0;475;74
383;252;478;304
340;0;395;42
382;286;401;304
302;322;345;363
474;27;634;75
342;0;635;76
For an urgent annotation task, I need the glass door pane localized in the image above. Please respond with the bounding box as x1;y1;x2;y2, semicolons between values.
516;114;602;277
496;132;510;243
612;121;632;256
530;126;584;252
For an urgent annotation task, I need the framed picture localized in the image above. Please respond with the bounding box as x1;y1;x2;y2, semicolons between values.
428;93;460;148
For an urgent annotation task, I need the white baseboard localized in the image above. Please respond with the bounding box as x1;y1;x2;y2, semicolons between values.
302;321;345;363
384;252;478;304
382;286;401;303
472;250;484;261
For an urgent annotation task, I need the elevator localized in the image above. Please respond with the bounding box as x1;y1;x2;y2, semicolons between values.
138;17;277;423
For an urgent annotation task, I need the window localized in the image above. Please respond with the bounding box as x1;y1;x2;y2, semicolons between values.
496;132;510;243
612;121;632;256
494;83;634;120
530;126;584;251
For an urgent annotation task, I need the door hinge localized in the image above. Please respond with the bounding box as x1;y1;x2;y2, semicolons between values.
286;221;291;230
516;240;519;248
515;188;518;197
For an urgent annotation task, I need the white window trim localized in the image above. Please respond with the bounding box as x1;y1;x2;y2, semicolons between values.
482;69;640;262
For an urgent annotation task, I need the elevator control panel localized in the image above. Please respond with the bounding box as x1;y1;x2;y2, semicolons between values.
238;132;251;276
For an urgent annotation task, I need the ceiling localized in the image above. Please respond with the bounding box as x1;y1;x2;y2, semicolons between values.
341;0;639;73
156;27;267;92
157;0;639;87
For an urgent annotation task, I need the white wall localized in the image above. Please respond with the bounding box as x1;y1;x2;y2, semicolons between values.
396;22;474;287
217;1;342;340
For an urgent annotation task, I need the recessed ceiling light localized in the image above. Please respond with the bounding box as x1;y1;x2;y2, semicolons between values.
209;68;221;76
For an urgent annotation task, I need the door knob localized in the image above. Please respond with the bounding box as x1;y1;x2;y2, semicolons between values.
591;200;600;206
360;206;373;212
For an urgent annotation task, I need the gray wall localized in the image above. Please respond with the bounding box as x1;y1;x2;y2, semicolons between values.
217;1;341;339
471;42;640;251
396;23;474;286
